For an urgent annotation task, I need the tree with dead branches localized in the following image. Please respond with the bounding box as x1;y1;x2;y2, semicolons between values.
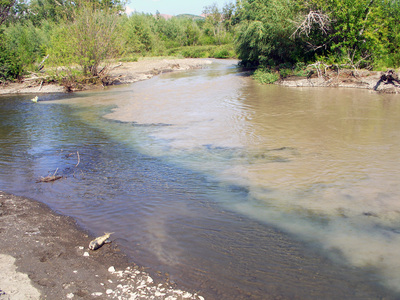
291;10;331;38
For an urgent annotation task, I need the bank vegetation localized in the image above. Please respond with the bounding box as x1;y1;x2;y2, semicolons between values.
0;0;399;88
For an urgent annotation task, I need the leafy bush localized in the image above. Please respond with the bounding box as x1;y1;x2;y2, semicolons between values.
4;21;50;71
0;31;22;82
252;69;279;84
214;48;230;58
279;68;292;78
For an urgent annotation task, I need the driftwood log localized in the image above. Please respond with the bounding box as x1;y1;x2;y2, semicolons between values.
380;69;400;84
373;70;400;90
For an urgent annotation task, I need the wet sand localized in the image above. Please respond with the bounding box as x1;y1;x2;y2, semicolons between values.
0;191;204;299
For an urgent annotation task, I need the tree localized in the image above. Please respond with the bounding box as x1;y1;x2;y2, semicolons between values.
0;31;22;82
203;3;224;44
0;0;14;25
235;0;302;67
122;13;154;54
48;5;122;77
296;0;391;67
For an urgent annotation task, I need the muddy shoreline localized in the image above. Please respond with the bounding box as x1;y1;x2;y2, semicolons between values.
0;191;204;299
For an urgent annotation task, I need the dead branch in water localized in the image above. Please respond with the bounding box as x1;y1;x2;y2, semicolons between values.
65;151;80;167
75;151;80;167
37;168;64;183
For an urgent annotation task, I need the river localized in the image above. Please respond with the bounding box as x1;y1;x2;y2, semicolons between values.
1;60;400;299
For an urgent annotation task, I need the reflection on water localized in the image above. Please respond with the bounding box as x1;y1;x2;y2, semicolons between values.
1;60;400;299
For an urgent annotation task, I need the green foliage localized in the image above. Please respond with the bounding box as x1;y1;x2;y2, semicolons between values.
48;5;122;77
167;45;236;59
279;68;292;78
3;21;50;70
235;0;301;67
122;14;155;55
236;0;400;71
0;0;14;25
252;69;279;84
0;30;22;81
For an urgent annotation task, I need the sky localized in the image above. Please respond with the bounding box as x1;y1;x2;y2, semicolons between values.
125;0;233;16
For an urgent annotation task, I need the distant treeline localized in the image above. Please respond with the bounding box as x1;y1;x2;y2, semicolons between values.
1;0;399;83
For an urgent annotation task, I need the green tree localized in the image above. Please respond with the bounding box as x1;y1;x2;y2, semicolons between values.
0;30;22;81
4;21;49;69
183;19;201;46
235;0;301;67
203;3;224;44
0;0;14;25
295;0;392;67
48;5;122;76
122;13;155;54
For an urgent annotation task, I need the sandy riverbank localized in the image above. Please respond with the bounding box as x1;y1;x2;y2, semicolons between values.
0;57;398;95
0;58;213;95
0;191;204;299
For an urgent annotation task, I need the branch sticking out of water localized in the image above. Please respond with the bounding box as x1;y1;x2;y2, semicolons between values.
37;168;64;183
75;151;80;167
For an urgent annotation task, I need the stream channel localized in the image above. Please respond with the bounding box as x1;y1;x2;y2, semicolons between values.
1;60;400;299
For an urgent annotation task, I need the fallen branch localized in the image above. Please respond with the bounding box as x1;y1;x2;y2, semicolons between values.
75;151;80;167
37;168;64;183
38;80;44;91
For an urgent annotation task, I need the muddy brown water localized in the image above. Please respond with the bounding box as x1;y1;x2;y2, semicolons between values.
1;60;400;299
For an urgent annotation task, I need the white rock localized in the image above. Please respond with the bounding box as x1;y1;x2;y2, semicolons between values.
78;246;84;250
174;290;183;295
73;270;78;274
66;293;74;299
155;291;166;297
128;293;138;300
146;276;153;284
108;266;116;273
91;292;103;296
83;252;89;257
108;279;113;283
182;292;192;298
106;289;113;294
198;296;205;300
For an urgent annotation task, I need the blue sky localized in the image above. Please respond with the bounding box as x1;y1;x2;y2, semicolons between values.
126;0;233;16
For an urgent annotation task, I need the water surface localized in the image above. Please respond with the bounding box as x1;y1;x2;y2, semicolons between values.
1;60;400;299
